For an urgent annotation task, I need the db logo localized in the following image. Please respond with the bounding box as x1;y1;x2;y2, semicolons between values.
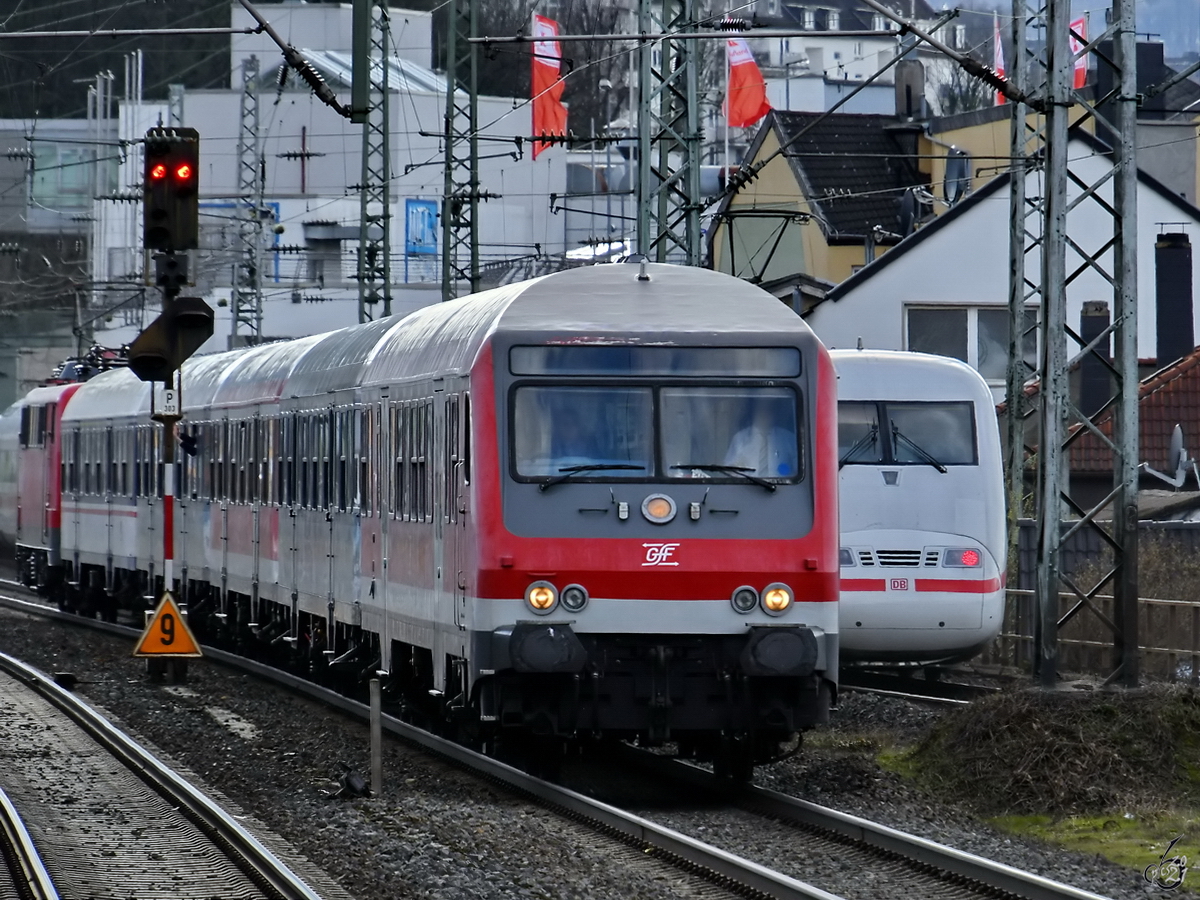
889;578;909;591
642;542;681;566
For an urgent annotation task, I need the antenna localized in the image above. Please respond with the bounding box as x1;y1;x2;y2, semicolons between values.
1142;424;1200;490
944;147;970;205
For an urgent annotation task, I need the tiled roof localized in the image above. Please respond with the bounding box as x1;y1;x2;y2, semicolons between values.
1070;348;1200;473
764;0;938;30
771;110;928;240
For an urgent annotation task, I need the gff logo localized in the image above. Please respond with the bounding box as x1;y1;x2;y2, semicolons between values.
642;542;681;566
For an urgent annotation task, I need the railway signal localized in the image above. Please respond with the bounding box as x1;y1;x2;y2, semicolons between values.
143;127;200;252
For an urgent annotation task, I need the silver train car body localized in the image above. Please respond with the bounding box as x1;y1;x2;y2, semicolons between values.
832;349;1006;663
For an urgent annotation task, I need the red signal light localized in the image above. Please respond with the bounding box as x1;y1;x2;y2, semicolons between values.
960;549;980;567
174;163;193;181
149;163;167;180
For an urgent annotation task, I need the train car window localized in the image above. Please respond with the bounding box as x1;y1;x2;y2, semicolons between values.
838;402;884;466
510;346;801;378
513;386;652;479
445;395;459;524
423;401;434;521
321;413;332;511
18;406;30;447
45;403;55;441
886;402;976;466
284;415;296;508
107;429;115;496
662;387;801;482
35;405;48;446
336;410;348;512
462;393;471;485
357;409;368;514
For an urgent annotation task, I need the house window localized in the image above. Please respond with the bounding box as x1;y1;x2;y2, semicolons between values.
953;24;967;49
827;10;840;30
802;8;815;29
906;306;1038;381
872;13;888;31
766;0;780;16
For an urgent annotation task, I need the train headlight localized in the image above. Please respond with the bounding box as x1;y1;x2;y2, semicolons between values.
731;585;759;614
561;583;589;612
761;583;793;615
943;548;981;567
525;581;557;614
641;493;677;524
839;547;855;567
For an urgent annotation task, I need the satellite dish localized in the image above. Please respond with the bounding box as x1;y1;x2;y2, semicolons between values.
944;147;970;205
897;189;918;236
1142;424;1200;490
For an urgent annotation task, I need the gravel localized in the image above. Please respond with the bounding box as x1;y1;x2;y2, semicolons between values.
0;607;1185;900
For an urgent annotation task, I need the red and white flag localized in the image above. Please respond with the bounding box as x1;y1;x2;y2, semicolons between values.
725;37;771;129
1069;16;1088;89
993;12;1005;106
531;14;567;160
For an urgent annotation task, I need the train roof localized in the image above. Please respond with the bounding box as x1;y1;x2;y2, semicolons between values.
831;349;995;404
61;265;815;421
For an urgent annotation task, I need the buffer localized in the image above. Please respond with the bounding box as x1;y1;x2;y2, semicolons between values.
133;592;203;658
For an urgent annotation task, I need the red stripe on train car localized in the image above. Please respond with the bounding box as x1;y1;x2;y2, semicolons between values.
915;577;1003;593
841;578;887;591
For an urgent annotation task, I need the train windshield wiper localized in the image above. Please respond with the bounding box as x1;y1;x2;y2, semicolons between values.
670;463;776;492
538;464;646;492
890;424;948;473
839;424;879;469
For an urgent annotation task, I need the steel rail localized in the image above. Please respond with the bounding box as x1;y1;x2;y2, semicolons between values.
623;750;1113;900
0;588;1108;900
0;649;323;900
0;785;59;900
0;589;840;900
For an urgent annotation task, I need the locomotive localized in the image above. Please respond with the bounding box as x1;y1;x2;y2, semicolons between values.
833;349;1006;664
0;262;840;776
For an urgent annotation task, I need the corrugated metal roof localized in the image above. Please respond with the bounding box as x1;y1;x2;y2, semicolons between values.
262;50;461;97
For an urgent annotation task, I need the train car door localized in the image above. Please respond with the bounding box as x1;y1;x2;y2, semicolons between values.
448;395;468;633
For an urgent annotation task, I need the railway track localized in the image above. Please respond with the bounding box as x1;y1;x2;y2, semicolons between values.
0;586;1111;900
0;784;57;900
0;648;322;900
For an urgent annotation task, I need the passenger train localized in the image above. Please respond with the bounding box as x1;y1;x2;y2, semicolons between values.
0;262;840;776
832;349;1006;664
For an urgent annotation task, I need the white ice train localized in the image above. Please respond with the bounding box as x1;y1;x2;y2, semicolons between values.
832;349;1006;663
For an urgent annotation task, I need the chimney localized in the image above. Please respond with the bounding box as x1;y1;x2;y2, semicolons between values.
894;59;924;119
1080;300;1110;417
1155;230;1195;367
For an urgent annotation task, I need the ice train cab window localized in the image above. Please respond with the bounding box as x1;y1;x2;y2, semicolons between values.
839;401;976;467
513;386;652;478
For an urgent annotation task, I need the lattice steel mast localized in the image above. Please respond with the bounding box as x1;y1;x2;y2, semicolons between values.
1003;0;1140;687
231;55;263;347
441;0;480;302
636;0;701;263
357;0;392;322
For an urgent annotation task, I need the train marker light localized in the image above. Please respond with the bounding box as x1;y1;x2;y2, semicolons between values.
839;547;855;567
943;548;981;567
761;583;793;615
641;493;677;524
525;581;557;614
561;584;588;612
731;586;758;613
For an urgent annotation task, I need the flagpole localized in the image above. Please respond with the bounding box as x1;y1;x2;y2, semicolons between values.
724;36;731;178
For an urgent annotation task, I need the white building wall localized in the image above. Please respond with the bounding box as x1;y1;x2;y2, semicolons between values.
807;141;1200;382
230;2;435;78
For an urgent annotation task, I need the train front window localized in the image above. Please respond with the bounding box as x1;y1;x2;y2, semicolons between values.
839;400;976;466
887;402;976;466
513;386;653;477
662;387;800;481
838;402;883;466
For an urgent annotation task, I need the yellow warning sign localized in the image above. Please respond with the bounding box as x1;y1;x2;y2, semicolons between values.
133;592;203;658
